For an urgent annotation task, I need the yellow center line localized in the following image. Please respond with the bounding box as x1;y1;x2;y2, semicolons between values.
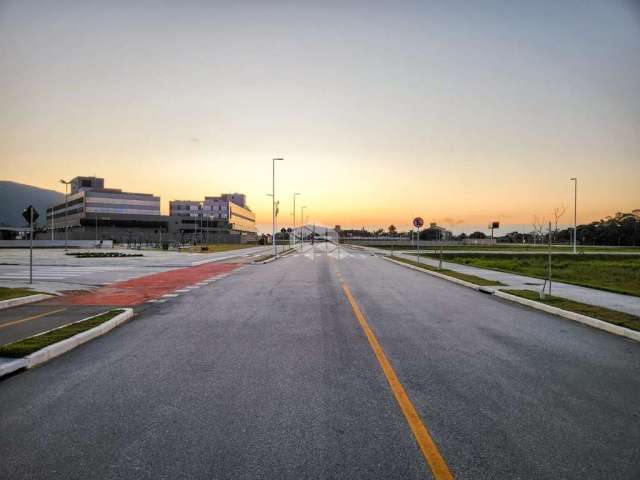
340;281;454;480
0;308;67;330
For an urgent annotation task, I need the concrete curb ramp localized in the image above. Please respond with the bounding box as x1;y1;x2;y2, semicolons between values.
382;256;640;343
0;293;53;311
0;308;134;379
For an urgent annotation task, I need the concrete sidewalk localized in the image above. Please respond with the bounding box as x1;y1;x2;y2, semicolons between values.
359;246;640;316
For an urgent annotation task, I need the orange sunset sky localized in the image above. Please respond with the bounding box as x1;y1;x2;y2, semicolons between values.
1;1;638;234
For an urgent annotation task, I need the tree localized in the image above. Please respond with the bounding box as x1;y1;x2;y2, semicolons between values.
532;215;546;246
552;205;566;242
469;231;486;239
388;224;397;236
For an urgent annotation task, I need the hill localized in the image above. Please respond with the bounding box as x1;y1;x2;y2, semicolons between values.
0;181;64;227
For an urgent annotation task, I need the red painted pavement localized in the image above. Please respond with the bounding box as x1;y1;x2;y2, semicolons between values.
56;262;241;306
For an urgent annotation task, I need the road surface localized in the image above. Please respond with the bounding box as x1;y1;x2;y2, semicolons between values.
0;244;638;479
0;245;271;294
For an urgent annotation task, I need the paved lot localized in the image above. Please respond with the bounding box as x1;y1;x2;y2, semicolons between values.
0;246;270;294
0;243;638;479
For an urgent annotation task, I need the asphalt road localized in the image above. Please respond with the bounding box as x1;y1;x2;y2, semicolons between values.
0;243;638;479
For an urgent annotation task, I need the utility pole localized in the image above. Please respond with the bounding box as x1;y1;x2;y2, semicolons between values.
272;158;283;257
29;207;33;284
293;192;300;248
301;206;307;249
548;221;552;296
571;177;577;254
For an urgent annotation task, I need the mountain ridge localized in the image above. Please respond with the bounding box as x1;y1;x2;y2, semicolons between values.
0;181;64;227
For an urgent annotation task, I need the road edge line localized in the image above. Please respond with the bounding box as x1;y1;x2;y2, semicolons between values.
493;291;640;343
340;281;454;480
383;254;640;343
382;256;482;291
0;294;54;311
24;308;134;368
0;309;134;378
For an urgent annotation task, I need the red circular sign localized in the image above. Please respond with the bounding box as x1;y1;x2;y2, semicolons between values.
413;217;424;228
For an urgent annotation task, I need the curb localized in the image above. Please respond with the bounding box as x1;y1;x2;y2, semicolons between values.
383;256;482;291
493;291;640;343
0;294;53;311
383;255;640;343
0;308;134;378
255;248;297;264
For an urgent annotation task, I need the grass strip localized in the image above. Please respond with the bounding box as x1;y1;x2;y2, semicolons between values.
502;290;640;332
253;254;275;262
421;253;640;297
0;287;45;301
185;244;257;253
66;252;143;258
373;245;640;253
0;309;124;358
390;256;505;286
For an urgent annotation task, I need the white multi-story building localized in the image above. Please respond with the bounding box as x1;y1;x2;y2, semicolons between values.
47;176;161;229
169;193;256;234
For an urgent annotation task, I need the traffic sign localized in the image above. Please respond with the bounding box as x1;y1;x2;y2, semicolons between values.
413;217;424;228
22;205;39;225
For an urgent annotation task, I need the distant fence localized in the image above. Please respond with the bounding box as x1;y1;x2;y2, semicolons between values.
344;238;497;247
0;240;114;249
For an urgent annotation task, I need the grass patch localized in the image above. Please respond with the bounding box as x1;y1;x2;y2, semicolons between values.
390;256;505;286
0;287;45;301
422;253;640;297
253;254;274;262
502;290;640;332
66;252;143;258
0;309;124;358
185;244;257;253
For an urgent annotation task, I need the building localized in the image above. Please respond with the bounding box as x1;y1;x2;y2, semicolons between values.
169;193;256;243
420;223;453;241
45;177;256;244
46;176;165;243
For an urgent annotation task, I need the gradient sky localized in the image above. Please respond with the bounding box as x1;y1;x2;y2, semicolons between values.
1;0;638;233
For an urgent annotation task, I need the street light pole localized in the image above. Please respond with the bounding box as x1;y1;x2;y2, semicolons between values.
60;179;70;250
272;158;283;257
301;206;307;248
293;192;300;248
571;177;577;254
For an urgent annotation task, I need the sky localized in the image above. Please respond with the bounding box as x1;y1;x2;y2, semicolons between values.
1;0;639;234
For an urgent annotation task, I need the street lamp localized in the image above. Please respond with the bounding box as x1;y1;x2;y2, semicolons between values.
570;177;577;254
59;179;71;250
272;158;283;257
300;206;307;247
293;192;300;247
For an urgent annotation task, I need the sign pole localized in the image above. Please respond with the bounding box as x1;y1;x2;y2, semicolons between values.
29;207;33;284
